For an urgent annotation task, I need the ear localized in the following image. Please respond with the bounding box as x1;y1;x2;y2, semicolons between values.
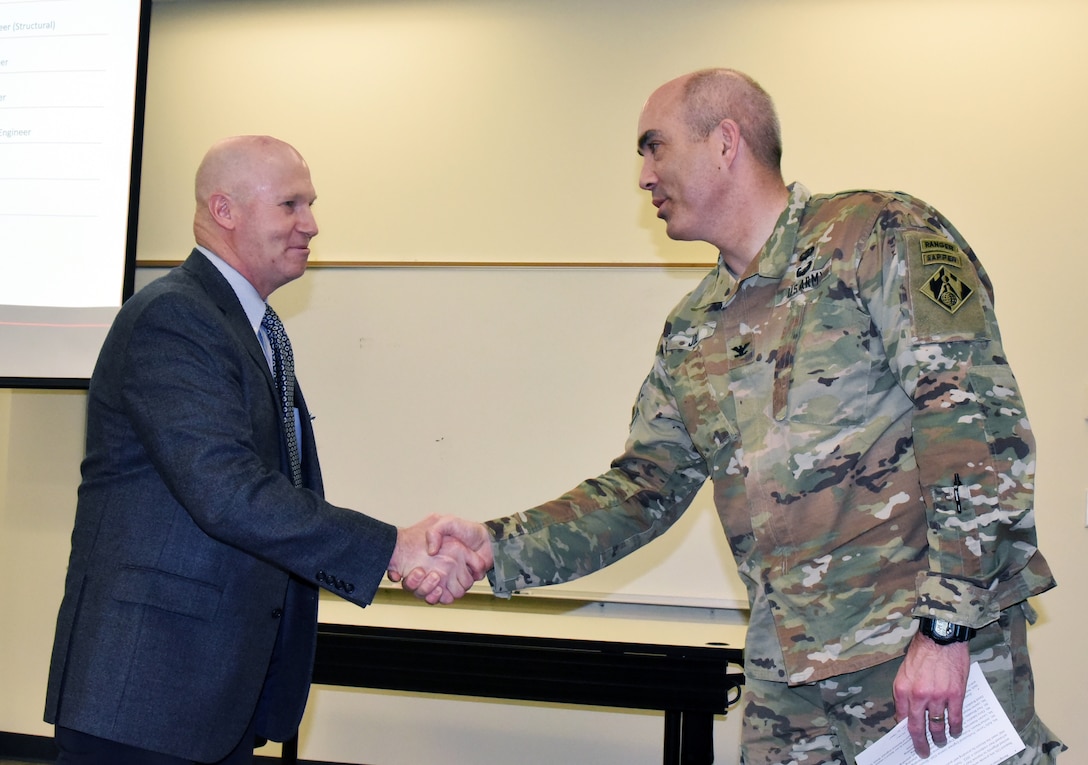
717;118;742;166
208;192;236;230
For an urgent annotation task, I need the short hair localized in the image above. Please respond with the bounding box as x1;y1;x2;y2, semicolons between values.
682;69;782;171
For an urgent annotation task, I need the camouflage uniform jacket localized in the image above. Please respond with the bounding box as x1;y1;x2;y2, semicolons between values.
487;183;1055;685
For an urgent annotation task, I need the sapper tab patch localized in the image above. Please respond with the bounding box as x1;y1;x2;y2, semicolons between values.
919;238;964;269
920;266;975;315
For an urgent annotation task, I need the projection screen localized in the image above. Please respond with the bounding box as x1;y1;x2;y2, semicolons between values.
0;0;150;388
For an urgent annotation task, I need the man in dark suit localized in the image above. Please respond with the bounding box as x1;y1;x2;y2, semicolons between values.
44;135;483;765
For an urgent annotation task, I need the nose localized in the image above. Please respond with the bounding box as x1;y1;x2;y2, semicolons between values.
638;158;657;191
299;205;319;238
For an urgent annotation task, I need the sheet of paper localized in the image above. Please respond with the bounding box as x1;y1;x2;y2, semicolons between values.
856;662;1024;765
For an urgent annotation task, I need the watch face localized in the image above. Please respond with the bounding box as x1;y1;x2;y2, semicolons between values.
932;619;954;639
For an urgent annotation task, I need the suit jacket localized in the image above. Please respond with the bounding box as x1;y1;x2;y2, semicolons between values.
44;251;397;761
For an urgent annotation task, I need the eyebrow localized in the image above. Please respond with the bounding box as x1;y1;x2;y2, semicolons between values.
637;129;663;155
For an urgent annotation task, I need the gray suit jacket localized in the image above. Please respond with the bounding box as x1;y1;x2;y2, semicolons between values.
45;251;397;761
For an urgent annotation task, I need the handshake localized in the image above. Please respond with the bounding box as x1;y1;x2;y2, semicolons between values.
387;514;494;605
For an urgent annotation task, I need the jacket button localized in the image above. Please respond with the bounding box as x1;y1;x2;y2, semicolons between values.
271;608;283;618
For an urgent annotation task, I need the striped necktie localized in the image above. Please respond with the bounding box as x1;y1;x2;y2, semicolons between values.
261;304;303;488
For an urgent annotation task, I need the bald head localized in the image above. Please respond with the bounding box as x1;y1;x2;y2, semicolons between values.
636;69;788;272
195;135;308;211
192;135;318;299
672;68;782;173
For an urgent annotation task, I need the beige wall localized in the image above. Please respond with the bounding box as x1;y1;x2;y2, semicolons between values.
3;0;1086;762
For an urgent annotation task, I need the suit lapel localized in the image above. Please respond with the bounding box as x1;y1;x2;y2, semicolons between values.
179;250;323;495
180;250;277;393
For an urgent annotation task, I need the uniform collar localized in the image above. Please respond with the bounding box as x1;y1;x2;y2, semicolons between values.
691;182;811;311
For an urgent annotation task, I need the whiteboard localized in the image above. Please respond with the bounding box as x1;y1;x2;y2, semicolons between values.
138;265;746;608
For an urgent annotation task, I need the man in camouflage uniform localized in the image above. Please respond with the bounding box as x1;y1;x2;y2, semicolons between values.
404;69;1063;764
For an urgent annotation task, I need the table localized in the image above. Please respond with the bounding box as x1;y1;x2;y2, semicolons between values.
282;593;746;765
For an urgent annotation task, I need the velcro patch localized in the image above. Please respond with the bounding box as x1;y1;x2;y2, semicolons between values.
905;232;987;342
725;335;755;365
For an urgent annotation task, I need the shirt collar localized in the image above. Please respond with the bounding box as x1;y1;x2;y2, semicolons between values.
758;182;811;280
196;245;267;334
691;182;811;311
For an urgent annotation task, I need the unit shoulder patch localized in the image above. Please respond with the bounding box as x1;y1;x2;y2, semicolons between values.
919;265;975;315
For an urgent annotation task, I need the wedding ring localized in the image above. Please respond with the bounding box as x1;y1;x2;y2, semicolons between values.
929;715;944;722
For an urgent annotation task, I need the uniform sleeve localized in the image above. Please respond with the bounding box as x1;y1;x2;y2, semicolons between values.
857;198;1045;628
486;352;710;595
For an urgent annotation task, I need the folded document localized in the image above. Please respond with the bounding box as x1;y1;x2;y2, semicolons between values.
856;662;1024;765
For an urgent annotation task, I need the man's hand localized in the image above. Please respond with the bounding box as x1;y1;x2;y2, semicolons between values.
893;631;971;757
396;515;494;602
387;514;490;605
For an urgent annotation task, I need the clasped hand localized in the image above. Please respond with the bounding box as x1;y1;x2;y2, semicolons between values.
387;514;494;605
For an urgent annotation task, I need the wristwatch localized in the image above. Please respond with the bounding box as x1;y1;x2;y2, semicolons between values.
917;616;976;645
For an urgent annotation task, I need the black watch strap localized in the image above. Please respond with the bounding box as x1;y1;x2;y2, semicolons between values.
917;616;976;645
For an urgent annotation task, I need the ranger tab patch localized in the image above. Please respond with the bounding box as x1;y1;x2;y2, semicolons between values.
919;238;964;269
